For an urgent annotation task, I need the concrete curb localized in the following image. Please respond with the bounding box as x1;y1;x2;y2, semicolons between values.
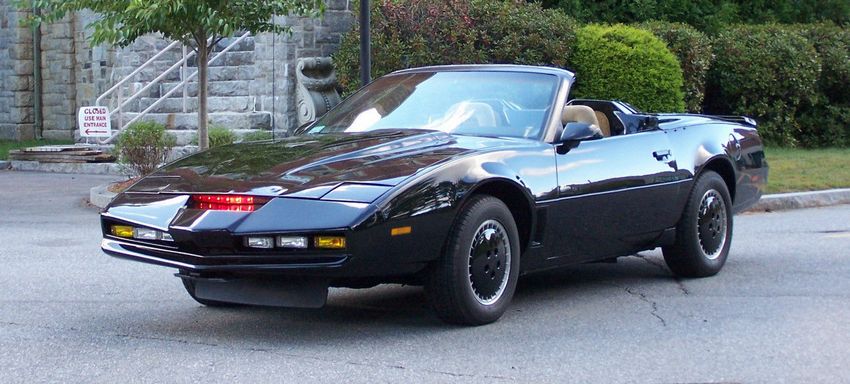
10;160;127;176
0;160;9;170
746;188;850;212
89;184;117;209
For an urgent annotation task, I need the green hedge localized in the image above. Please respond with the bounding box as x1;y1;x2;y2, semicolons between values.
570;24;685;112
538;0;850;33
334;0;577;94
333;1;850;147
638;21;712;113
793;23;850;147
705;24;821;146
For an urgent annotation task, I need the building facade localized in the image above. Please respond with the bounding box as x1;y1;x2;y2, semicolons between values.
0;1;354;143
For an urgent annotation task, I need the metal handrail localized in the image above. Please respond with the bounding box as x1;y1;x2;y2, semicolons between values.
110;50;198;116
96;32;252;144
95;40;181;107
117;32;252;133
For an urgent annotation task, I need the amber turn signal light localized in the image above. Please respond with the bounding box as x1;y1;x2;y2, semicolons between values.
111;225;134;238
390;226;412;236
314;236;346;249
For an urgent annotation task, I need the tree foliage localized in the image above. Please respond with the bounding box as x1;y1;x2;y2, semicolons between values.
23;0;325;150
537;0;850;33
334;0;577;94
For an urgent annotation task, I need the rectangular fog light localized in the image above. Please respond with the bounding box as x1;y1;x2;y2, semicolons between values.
111;225;134;238
277;236;308;249
246;236;274;249
314;236;346;249
133;227;160;240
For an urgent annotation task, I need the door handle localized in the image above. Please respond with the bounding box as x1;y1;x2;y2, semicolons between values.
653;149;671;161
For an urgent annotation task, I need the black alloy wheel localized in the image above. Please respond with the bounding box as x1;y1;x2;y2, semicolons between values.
663;171;733;277
426;195;521;325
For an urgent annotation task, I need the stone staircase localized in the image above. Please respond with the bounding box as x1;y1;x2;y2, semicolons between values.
110;35;271;146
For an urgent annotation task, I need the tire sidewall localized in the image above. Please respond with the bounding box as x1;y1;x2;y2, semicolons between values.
686;173;734;272
448;197;521;323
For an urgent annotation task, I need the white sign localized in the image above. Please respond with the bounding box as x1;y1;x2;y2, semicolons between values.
78;106;112;138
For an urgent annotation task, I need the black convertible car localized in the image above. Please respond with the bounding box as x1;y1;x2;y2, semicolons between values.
101;65;767;325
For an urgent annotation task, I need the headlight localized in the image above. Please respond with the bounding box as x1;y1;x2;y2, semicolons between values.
110;225;174;242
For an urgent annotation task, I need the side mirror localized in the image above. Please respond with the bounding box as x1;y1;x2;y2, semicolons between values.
560;122;603;142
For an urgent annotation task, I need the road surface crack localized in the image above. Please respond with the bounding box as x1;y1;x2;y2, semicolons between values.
634;253;690;295
623;287;667;327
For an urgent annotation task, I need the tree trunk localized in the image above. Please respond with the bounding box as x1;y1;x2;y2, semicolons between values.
197;43;210;150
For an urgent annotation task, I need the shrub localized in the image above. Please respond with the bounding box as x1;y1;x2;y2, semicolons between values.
795;23;850;106
796;105;850;148
789;23;850;147
334;0;577;94
639;21;712;112
207;125;237;148
240;130;274;142
539;0;849;32
114;121;176;176
569;24;685;112
705;24;821;146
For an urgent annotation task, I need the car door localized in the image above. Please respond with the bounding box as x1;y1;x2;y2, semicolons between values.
543;129;688;262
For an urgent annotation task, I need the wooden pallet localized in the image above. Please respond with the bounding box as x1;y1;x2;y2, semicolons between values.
9;145;115;163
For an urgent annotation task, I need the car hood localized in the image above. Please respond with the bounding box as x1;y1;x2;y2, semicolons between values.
126;129;523;199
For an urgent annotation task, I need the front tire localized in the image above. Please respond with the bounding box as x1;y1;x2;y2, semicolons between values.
663;171;733;277
426;195;521;325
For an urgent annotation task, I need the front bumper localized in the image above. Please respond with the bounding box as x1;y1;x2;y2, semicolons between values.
101;238;349;274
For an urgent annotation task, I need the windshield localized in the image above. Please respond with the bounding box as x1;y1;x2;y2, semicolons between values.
305;71;559;139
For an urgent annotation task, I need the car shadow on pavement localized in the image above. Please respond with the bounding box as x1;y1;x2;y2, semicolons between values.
102;254;680;346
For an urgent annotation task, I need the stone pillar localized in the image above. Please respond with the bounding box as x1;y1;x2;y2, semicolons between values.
39;14;77;140
0;4;35;140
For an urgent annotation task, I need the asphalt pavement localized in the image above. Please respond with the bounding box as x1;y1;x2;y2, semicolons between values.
1;170;849;383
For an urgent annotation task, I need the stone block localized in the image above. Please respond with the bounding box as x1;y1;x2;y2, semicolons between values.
10;106;33;123
10;76;31;91
13;60;34;75
224;51;254;66
13;91;32;106
299;32;315;49
10;43;33;60
296;48;321;58
208;66;256;81
326;0;350;11
42;129;73;140
323;11;355;33
0;123;34;140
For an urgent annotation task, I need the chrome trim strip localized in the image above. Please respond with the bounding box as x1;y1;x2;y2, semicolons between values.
538;179;691;203
101;239;349;271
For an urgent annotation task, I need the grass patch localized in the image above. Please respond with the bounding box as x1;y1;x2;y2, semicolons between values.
0;139;74;160
765;147;850;193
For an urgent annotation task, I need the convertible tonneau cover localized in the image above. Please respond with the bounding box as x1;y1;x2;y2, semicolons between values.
712;115;758;128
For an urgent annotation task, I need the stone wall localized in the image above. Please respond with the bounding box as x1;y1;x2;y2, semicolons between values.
0;6;34;140
40;15;77;140
0;0;355;142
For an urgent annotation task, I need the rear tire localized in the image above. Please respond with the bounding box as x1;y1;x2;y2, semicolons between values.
663;171;733;277
180;277;240;307
426;195;520;325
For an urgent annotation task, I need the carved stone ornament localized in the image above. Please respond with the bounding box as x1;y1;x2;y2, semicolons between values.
295;57;342;125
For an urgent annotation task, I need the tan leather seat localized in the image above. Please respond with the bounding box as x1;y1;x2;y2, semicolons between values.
560;105;602;136
594;111;611;137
